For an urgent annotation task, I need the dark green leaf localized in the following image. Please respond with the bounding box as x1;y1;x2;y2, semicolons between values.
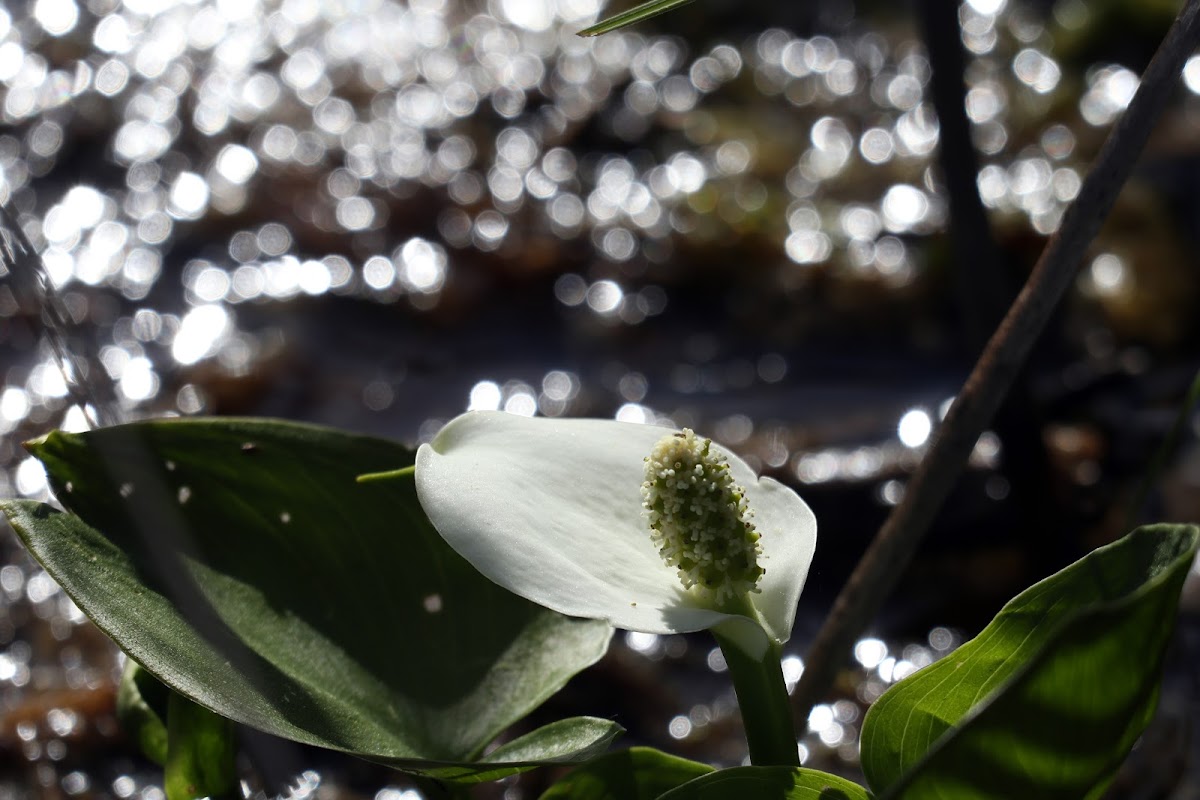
165;691;238;800
422;718;626;783
117;659;169;766
860;524;1199;800
538;746;713;799
658;766;873;799
4;418;615;779
578;0;697;36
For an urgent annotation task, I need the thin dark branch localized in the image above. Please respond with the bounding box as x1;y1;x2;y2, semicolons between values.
0;204;120;428
917;0;1010;345
919;0;1076;579
792;0;1200;718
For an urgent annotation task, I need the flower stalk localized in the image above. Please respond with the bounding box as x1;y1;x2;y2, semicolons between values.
641;428;798;765
712;619;799;767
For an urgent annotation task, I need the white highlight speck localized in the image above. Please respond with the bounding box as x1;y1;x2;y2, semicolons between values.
854;637;888;669
16;458;47;496
898;409;932;448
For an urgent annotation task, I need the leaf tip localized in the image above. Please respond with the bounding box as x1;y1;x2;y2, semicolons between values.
22;429;80;463
357;465;416;484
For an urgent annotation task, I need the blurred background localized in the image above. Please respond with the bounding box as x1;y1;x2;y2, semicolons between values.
0;0;1199;796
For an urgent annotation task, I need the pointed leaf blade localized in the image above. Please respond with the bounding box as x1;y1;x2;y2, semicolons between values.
658;766;873;799
4;418;613;778
426;717;626;783
538;746;714;799
860;524;1199;799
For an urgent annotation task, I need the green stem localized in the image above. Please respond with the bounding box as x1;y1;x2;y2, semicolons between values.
711;624;799;767
410;775;471;799
165;691;238;800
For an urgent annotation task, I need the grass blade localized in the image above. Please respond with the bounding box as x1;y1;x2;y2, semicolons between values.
578;0;698;36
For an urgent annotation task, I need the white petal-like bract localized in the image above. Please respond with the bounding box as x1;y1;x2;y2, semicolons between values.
414;411;817;643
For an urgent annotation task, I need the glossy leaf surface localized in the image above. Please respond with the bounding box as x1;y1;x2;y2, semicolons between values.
659;766;873;799
860;524;1198;799
4;419;615;778
423;718;624;783
539;747;713;799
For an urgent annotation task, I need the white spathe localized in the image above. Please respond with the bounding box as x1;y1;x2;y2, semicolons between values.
415;411;818;645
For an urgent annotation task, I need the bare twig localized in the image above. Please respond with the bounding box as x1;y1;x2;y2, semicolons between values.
0;204;120;428
917;0;1009;345
792;0;1200;719
919;0;1075;582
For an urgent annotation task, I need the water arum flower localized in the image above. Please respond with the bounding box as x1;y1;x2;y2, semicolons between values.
412;412;816;646
412;411;817;765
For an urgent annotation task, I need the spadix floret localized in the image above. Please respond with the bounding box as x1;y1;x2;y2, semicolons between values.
643;429;764;604
413;411;817;645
